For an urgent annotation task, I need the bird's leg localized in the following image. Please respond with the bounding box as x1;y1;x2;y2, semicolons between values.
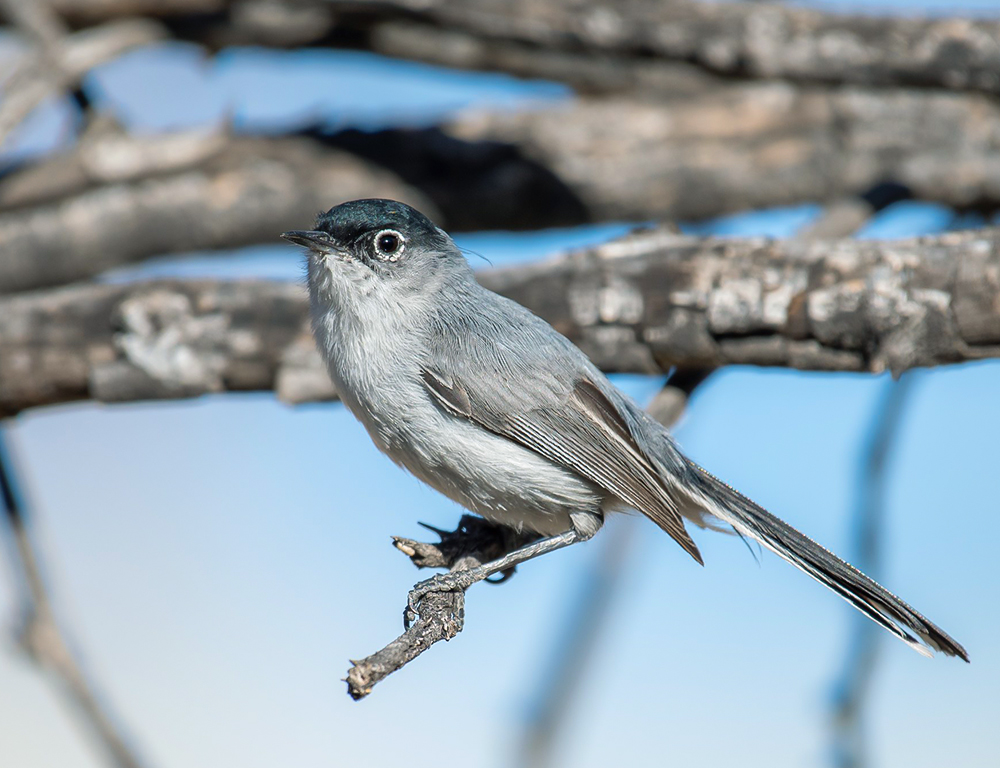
404;529;581;627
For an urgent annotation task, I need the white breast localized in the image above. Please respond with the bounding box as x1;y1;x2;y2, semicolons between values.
313;305;601;536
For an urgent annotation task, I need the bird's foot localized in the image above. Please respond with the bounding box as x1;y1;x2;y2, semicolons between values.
404;567;485;628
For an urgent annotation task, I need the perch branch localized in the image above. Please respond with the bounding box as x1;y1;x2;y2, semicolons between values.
2;226;1000;416
345;515;537;700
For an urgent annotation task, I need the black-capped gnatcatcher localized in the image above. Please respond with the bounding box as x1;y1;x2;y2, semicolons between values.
283;199;967;661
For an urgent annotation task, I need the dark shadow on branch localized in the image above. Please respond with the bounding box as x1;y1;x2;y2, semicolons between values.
318;127;590;231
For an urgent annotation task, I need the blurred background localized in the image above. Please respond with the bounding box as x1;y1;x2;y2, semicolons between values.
1;1;998;767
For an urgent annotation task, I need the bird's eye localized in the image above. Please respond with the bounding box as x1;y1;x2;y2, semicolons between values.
373;229;404;261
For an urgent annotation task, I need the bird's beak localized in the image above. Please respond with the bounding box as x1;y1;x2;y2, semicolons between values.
281;230;328;249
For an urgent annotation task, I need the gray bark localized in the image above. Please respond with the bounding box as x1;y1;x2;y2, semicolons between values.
6;80;1000;294
42;0;1000;95
0;132;434;294
345;515;538;700
2;226;998;417
436;82;1000;223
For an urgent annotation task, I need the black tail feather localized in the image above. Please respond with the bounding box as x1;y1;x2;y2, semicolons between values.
682;461;968;662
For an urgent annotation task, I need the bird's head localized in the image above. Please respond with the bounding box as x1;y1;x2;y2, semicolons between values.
283;199;469;315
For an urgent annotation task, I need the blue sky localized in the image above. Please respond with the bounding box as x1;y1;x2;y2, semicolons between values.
1;3;998;768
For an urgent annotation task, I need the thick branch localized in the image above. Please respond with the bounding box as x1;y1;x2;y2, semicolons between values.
6;79;1000;294
487;226;1000;375
0;134;434;294
434;84;1000;224
43;0;1000;95
2;227;998;416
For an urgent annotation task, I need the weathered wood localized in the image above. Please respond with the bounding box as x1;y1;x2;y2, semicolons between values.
2;227;998;416
43;0;1000;95
436;82;1000;223
6;78;1000;295
0;134;434;294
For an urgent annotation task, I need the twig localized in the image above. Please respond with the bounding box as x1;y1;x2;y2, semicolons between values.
0;428;149;768
345;515;537;700
829;375;917;768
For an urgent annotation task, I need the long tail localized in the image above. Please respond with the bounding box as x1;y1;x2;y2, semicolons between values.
680;460;968;661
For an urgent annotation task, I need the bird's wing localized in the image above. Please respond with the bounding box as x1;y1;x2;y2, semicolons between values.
419;303;702;563
418;294;968;660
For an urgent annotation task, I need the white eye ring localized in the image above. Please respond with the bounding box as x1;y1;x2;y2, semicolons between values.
373;229;405;261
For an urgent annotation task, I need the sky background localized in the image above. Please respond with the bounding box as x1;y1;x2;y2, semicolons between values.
1;1;998;767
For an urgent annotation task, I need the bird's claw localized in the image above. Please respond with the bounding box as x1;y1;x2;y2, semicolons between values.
402;570;481;629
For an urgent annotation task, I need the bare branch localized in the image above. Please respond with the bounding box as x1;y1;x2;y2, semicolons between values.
0;430;149;768
352;0;1000;95
345;515;537;700
2;227;999;416
43;0;1000;95
436;83;1000;224
0;134;434;294
485;226;1000;375
6;78;1000;295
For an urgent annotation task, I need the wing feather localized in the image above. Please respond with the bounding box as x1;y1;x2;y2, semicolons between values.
421;366;703;564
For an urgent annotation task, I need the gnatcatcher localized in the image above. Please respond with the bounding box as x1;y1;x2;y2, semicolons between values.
283;199;967;661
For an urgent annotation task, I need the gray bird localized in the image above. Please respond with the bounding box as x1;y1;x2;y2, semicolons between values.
283;198;967;661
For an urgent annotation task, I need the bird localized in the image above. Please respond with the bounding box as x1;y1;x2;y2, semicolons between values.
282;198;968;662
